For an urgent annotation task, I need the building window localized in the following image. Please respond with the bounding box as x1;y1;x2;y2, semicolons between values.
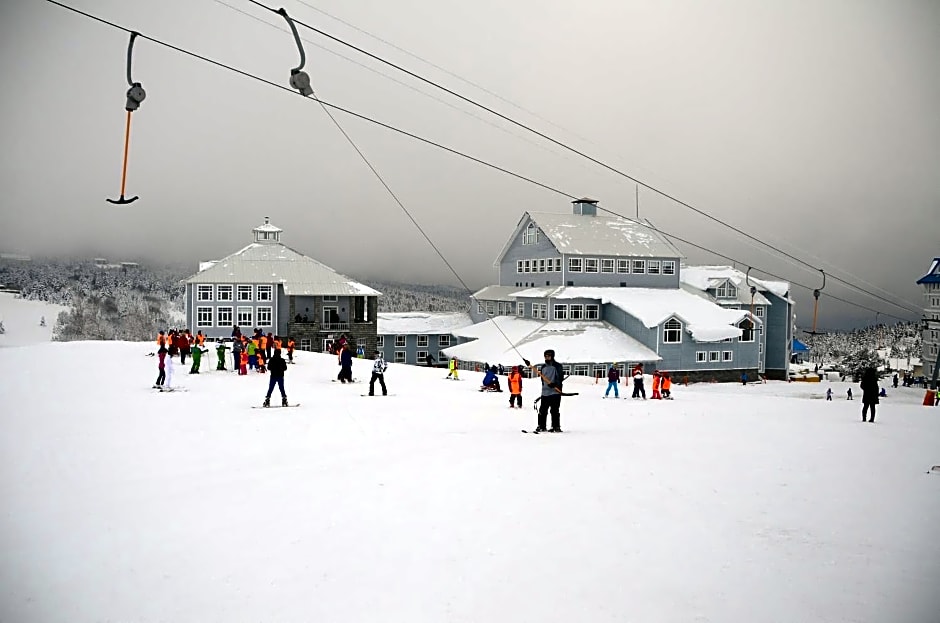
617;259;629;274
536;259;544;272
573;364;590;376
709;351;720;362
196;307;213;327
755;306;764;318
722;351;733;362
569;304;584;320
539;303;548;320
257;306;273;327
716;281;738;298
485;302;495;315
739;318;755;342
696;351;706;363
585;258;599;273
546;259;554;273
416;335;429;348
601;259;615;273
517;303;525;317
523;222;540;245
236;306;253;326
663;318;682;343
300;338;311;351
647;260;661;275
554;304;568;320
524;260;531;273
662;261;676;276
554;258;562;272
632;259;646;274
377;336;385;348
217;307;233;327
568;258;582;272
257;285;273;302
516;260;523;273
416;350;428;362
196;285;213;301
477;302;484;314
394;351;406;363
586;304;599;320
237;285;253;301
217;285;233;301
438;335;451;346
395;335;406;348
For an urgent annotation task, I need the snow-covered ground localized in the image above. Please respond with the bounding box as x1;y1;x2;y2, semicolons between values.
0;292;67;347
1;341;938;622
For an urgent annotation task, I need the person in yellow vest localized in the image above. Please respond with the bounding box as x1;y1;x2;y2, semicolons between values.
446;357;459;380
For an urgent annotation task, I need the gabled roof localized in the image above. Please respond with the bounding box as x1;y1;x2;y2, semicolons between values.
442;316;661;364
547;286;749;342
917;258;940;284
494;211;684;265
378;312;473;335
471;286;523;302
681;265;792;303
183;243;381;297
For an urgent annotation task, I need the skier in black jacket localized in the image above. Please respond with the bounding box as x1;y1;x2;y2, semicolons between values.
263;349;289;407
529;349;564;432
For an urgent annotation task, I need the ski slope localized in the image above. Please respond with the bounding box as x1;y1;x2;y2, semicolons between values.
0;341;938;622
0;292;67;347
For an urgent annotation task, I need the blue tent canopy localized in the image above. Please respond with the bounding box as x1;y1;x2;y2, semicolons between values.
792;338;810;353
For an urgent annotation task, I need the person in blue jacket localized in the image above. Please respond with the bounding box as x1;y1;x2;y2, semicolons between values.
480;367;502;392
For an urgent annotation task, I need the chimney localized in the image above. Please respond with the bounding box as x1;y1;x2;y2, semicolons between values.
572;197;598;216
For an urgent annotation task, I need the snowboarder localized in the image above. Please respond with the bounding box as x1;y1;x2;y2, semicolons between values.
216;341;228;371
528;349;564;433
604;365;620;399
446;357;459;380
508;365;523;408
262;349;289;407
860;367;879;422
368;351;388;396
338;345;354;383
826;387;832;401
153;346;167;388
632;365;646;399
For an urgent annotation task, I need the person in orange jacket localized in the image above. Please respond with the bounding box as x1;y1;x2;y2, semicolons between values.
651;371;662;400
156;330;167;348
257;350;267;374
508;365;523;408
661;372;673;399
239;350;248;375
286;337;295;364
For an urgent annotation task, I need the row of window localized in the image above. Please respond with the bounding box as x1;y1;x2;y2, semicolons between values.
696;351;735;363
376;335;452;348
515;258;676;276
196;284;274;303
930;296;940;307
195;306;272;328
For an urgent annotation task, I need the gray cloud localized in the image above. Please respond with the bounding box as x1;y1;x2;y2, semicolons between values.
1;0;937;329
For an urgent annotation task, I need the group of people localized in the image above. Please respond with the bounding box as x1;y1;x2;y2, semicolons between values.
227;326;296;375
603;364;674;400
153;329;212;390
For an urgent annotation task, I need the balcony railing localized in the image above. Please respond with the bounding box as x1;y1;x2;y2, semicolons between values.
320;322;350;332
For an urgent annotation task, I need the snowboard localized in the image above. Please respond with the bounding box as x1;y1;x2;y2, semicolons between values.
332;379;357;383
251;404;301;409
360;394;395;397
153;386;187;393
521;429;563;434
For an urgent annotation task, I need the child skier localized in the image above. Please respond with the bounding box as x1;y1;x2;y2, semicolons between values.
826;387;833;401
369;351;388;396
239;350;248;376
661;372;672;399
189;342;203;374
446;357;459;380
287;337;295;364
164;346;176;391
651;371;662;400
632;365;646;399
847;387;853;400
508;365;523;408
153;346;167;389
216;341;228;371
604;365;620;398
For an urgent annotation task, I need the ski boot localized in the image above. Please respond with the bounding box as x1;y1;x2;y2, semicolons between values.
282;396;289;407
263;397;271;408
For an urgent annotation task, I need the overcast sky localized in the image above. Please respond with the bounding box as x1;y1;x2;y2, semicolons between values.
2;0;937;329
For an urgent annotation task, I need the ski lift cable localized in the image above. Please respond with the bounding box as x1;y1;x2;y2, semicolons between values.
211;0;571;159
41;0;918;326
243;0;920;314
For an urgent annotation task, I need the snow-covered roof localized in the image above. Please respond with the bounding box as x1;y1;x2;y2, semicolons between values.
681;265;792;302
253;222;283;233
495;211;683;264
184;243;381;297
472;285;522;301
917;258;940;284
548;286;750;342
442;316;661;364
378;312;474;335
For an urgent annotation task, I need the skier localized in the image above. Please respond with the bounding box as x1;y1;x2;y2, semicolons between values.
860;367;879;422
39;315;46;327
189;342;203;374
480;367;502;392
232;338;243;372
892;373;898;389
528;349;564;433
262;349;289;407
632;365;646;399
651;371;662;400
741;371;748;386
287;337;295;364
826;387;832;401
164;346;177;390
604;365;620;399
338;345;354;383
216;341;228;371
368;351;388;396
661;372;672;399
239;350;248;376
508;365;523;408
153;346;167;389
247;339;258;370
446;357;459;380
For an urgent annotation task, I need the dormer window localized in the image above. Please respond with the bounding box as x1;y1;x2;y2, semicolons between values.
738;318;754;342
716;281;738;299
522;222;540;245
